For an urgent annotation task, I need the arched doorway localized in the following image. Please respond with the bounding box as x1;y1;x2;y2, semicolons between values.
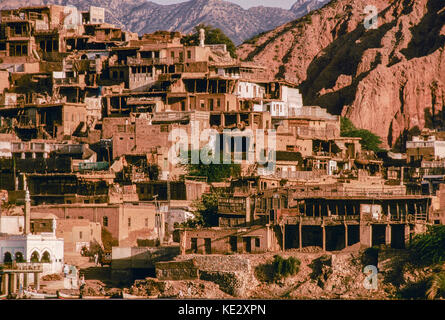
3;252;12;264
41;251;51;263
30;251;40;263
15;251;24;263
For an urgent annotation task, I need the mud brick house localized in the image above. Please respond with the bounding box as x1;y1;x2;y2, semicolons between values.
178;181;433;255
406;132;445;163
31;202;159;247
136;180;207;201
0;5;84;58
0;102;87;140
55;218;102;253
179;225;280;255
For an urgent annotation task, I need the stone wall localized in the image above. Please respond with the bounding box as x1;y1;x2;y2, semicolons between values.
168;254;254;297
155;260;198;280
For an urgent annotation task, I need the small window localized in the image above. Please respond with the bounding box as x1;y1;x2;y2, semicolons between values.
103;216;108;227
255;238;260;247
79;231;83;239
145;218;148;227
187;50;191;59
128;218;131;227
140;187;145;194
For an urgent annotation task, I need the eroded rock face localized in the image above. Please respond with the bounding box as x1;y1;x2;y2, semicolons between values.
238;0;445;147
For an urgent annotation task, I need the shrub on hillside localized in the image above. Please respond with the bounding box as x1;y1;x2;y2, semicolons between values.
272;255;301;281
409;225;445;266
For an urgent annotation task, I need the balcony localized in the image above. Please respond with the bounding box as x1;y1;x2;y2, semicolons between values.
0;262;43;272
218;197;246;214
53;77;80;85
126;57;182;66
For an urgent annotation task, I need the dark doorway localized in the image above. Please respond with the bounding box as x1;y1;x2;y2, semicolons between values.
391;224;405;249
204;238;211;254
15;252;24;262
3;252;12;264
326;225;345;251
191;238;198;253
372;225;386;246
243;237;251;253
302;226;323;248
347;225;360;246
285;225;299;249
229;236;237;252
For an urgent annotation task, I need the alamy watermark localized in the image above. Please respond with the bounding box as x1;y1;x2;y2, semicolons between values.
168;120;276;170
364;5;378;30
363;265;378;290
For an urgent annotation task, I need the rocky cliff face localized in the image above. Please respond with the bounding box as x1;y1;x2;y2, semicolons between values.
0;0;330;45
238;0;445;148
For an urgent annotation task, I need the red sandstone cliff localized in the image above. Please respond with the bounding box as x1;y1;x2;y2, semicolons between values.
238;0;445;148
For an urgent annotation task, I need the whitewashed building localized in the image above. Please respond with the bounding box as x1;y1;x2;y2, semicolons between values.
0;191;64;275
237;81;265;99
281;85;303;116
407;135;445;162
265;101;287;117
249;83;303;118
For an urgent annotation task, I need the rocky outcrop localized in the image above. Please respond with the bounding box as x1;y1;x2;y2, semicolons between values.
0;0;330;45
238;0;445;147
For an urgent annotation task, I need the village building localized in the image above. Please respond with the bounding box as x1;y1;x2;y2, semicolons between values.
30;202;160;247
0;191;64;275
406;132;445;163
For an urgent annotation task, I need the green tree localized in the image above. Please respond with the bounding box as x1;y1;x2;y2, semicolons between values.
101;227;118;251
409;225;445;266
182;149;241;183
272;255;301;281
426;265;445;300
182;191;221;228
181;24;237;58
340;117;382;152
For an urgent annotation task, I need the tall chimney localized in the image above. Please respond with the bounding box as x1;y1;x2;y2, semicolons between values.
199;28;205;47
24;189;31;235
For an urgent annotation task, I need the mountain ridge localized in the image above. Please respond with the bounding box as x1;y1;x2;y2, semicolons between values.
0;0;330;44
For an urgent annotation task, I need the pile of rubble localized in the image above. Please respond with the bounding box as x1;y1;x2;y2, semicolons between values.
41;273;63;281
82;280;107;296
250;251;393;299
